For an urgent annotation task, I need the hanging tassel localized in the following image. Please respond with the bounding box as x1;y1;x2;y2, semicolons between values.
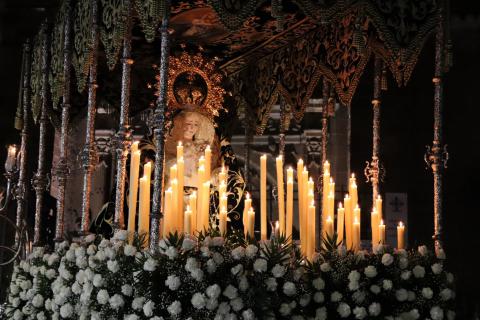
381;66;388;91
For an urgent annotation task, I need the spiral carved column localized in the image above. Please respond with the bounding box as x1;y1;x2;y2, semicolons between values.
80;0;100;235
365;56;383;203
113;0;134;230
15;40;32;246
425;3;448;254
32;24;51;246
54;0;73;242
150;6;171;251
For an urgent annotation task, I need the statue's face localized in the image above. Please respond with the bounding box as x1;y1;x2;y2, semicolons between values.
183;113;200;140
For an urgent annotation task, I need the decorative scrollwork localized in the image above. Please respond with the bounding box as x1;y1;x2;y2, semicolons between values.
364;157;385;184
207;0;263;31
72;0;93;92
100;0;128;70
424;143;448;172
30;27;45;123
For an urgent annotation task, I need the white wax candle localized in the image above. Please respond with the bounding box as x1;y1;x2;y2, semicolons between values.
184;205;192;234
337;202;345;245
276;155;285;236
379;219;386;245
397;221;405;250
286;177;293;241
260;154;267;240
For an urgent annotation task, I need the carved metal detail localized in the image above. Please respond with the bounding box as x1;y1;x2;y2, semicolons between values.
80;0;100;235
113;0;134;230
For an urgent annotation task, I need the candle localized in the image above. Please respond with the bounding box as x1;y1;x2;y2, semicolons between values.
177;157;185;233
169;164;177;183
344;194;352;249
353;204;361;225
177;141;183;159
247;207;255;239
5;145;17;171
326;215;334;238
307;201;316;259
219;165;227;184
276;155;285;236
325;191;334;238
128;142;140;242
260;154;267;240
322;161;330;220
297;159;304;242
189;191;197;233
353;216;360;251
205;145;212;182
138;162;151;243
184;205;192;234
337;202;345;245
301;168;308;247
197;165;205;232
286;177;293;241
219;205;227;235
274;221;280;239
371;208;379;247
397;221;405;250
219;193;228;214
198;156;205;170
375;195;383;223
163;187;173;236
243;193;252;236
201;181;210;232
171;178;179;233
379;219;386;245
350;176;358;212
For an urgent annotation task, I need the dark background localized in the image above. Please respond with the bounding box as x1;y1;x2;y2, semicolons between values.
1;0;479;317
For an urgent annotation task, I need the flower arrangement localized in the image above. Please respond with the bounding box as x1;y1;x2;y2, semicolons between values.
4;231;455;320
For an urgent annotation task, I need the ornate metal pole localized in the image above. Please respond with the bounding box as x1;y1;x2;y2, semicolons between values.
365;56;383;202
54;0;72;242
244;118;251;187
15;40;32;246
425;2;448;254
113;0;134;230
278;94;286;158
32;23;51;246
150;3;171;250
321;78;330;170
80;0;100;234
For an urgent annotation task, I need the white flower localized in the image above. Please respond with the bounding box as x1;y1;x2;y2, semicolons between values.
165;275;181;291
353;306;367;319
239;276;249;292
422;287;434;299
271;264;286;278
213;252;224;265
13;309;23;320
418;245;428;256
109;294;125;310
253;259;267;273
430;306;444;320
185;257;199;272
348;280;359;291
279;303;291;316
223;285;238;300
242;309;255;320
401;270;412;280
316;307;327;320
87;244;96;255
313;277;325;290
32;294;44;308
212;237;224;246
372;244;385;254
200;246;211;257
144;258;158;272
206;259;217;274
65;249;75;262
143;300;155;317
381;253;394;266
206;284;221;299
432;263;443;275
413;265;426;278
368;302;381;316
48;253;59;266
396;289;408;302
132;297;145;310
364;266;377;278
353;290;366;304
408;290;416;301
436;248;446;259
447;272;454;284
314;291;325;303
191;293;206;309
294;267;304;281
36;311;47;320
440;288;453;301
113;230;127;241
283;281;296;296
265;277;277;291
409;309;420;319
331;291;342;302
370;285;381;294
121;284;133;296
96;289;109;304
164;246;177;260
337;302;351;318
447;310;456;320
348;270;361;282
191;268;204;282
107;260;120;273
125;315;139;320
182;238;196;251
245;245;258;258
399;257;409;269
320;262;332;272
299;293;311;307
217;301;231;315
231;246;245;260
59;303;73;318
231;264;243;276
167;301;182;316
93;274;104;287
206;297;219;311
124;244;137;256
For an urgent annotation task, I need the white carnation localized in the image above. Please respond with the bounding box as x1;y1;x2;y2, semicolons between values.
113;230;127;242
167;300;182;316
124;244;137;256
239;276;249;292
299;293;311;307
143;300;155;317
316;307;327;320
314;291;325;303
253;259;267;273
283;281;296;296
206;259;217;273
353;306;367;319
231;297;244;312
313;277;325;290
212;237;224;246
231;246;245;260
185;257;199;272
191;268;204;282
320;262;332;272
242;309;255;320
107;260;120;273
279;303;291;316
413;265;426;278
223;285;238;300
408;290;416;301
399;257;409;269
32;294;44;308
348;280;359;291
348;270;361;282
213;252;224;265
271;264;286;278
432;263;443;275
368;302;381;316
422;287;434;299
364;265;377;278
440;288;453;301
265;277;277;291
165;275;181;291
131;297;145;310
245;245;258;258
109;294;125;310
93;274;104;287
396;289;408;302
331;291;342;302
206;284;221;299
59;303;73;318
381;253;394;266
370;285;381;294
418;245;428;256
182;238;196;251
96;289;109;305
353;290;366;304
430;306;444;320
231;264;243;276
337;302;351;318
401;270;412;280
121;284;133;296
144;258;158;272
